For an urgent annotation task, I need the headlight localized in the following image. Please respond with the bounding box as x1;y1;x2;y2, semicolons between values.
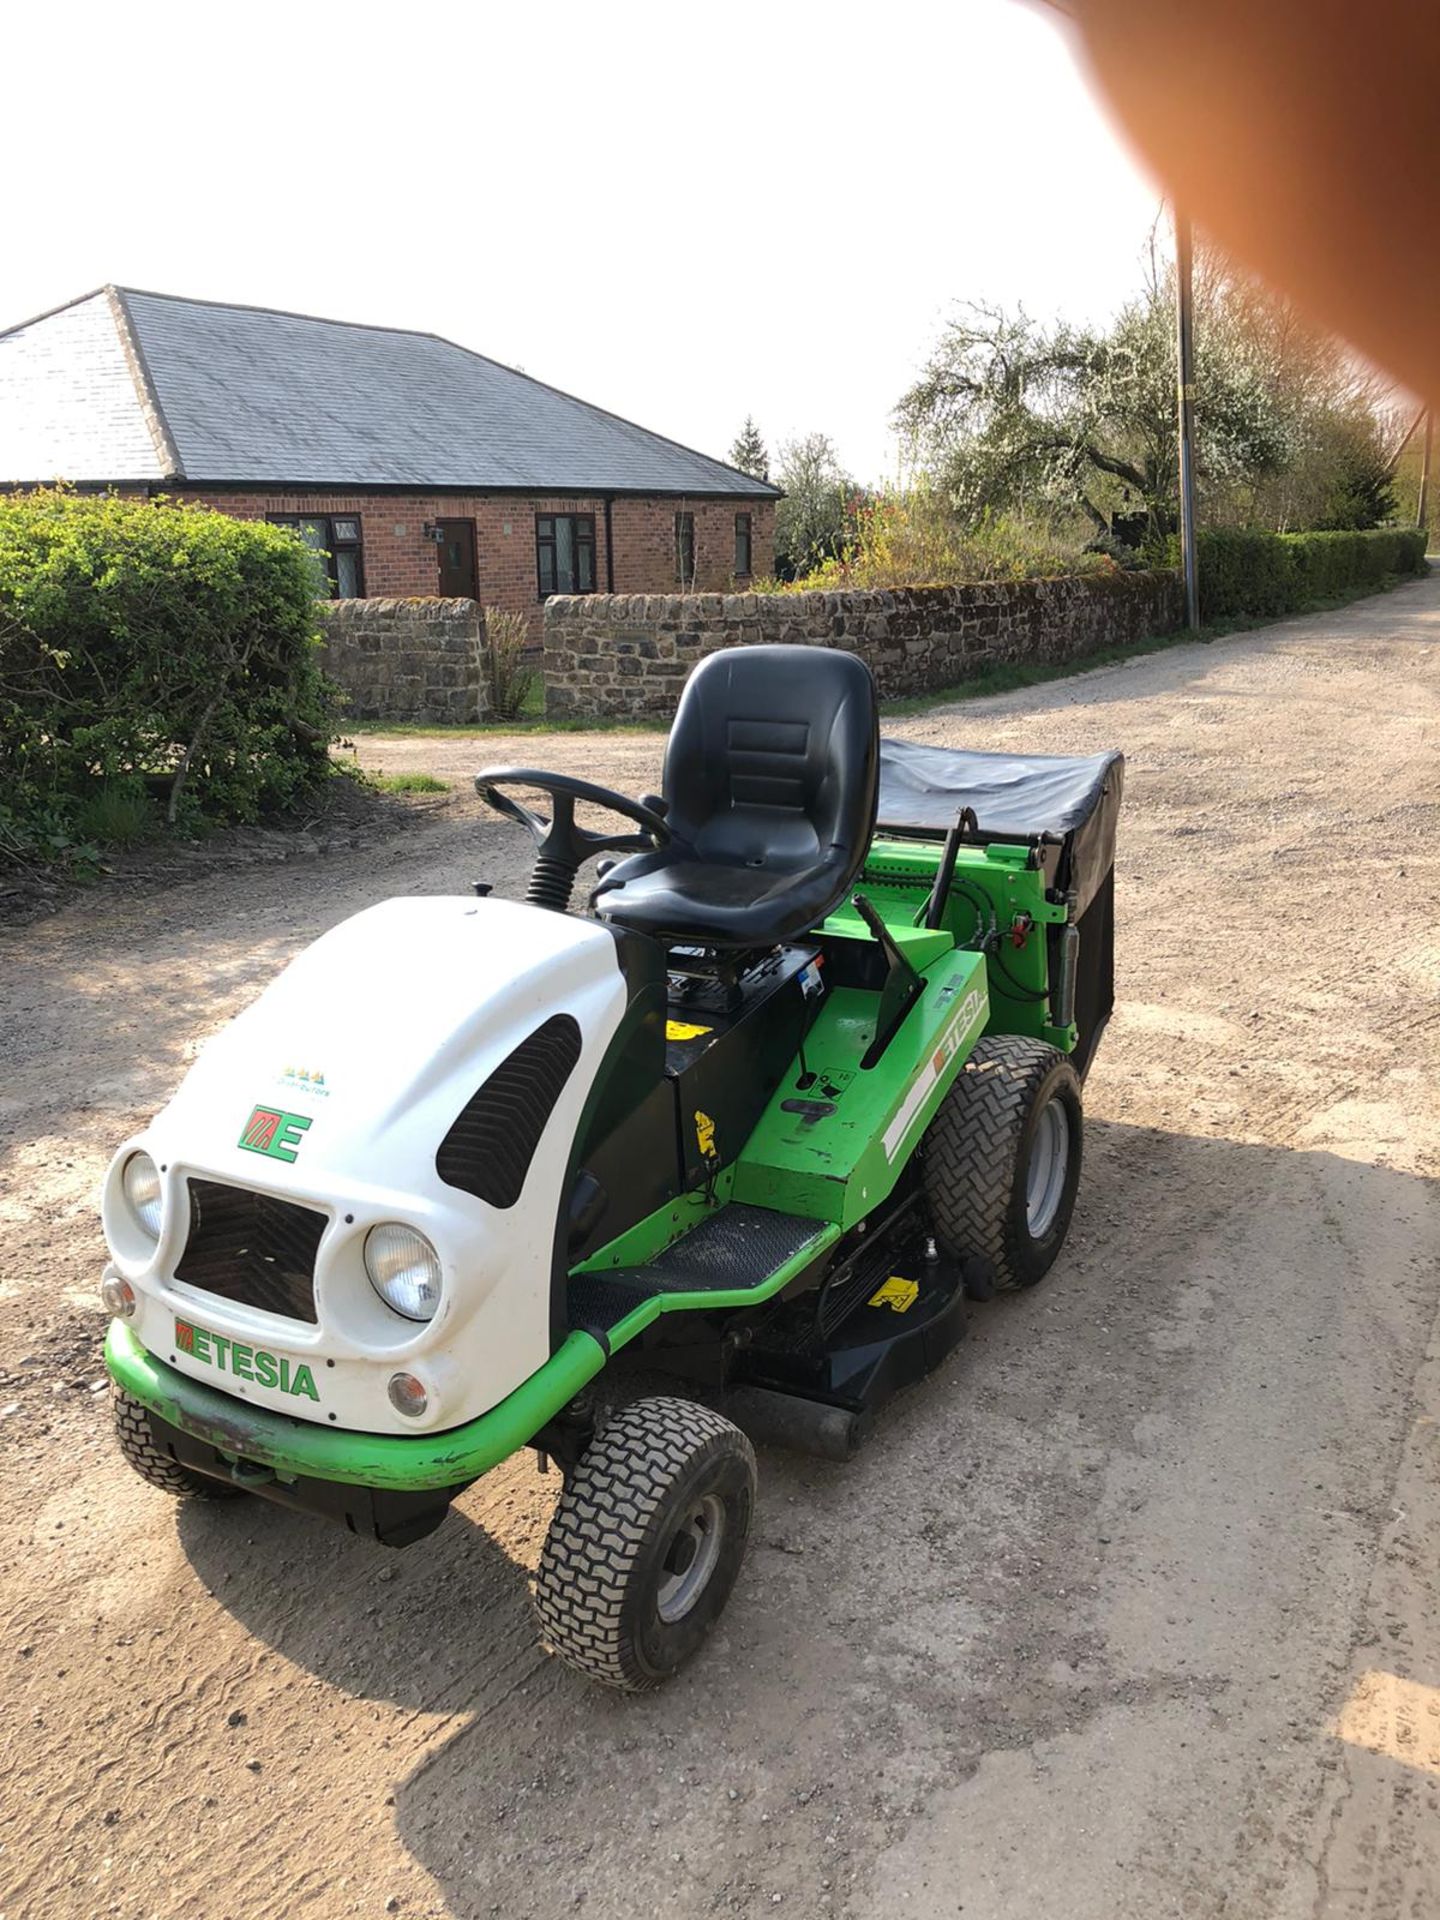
364;1223;442;1322
122;1152;163;1240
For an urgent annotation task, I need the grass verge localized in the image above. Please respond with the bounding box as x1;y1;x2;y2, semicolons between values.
71;778;158;848
369;771;450;794
343;713;667;739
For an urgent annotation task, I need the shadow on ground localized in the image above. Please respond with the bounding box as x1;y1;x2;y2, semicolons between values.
173;1117;1439;1919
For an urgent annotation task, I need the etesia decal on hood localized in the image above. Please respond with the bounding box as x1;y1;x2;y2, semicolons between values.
175;1318;320;1401
238;1106;313;1164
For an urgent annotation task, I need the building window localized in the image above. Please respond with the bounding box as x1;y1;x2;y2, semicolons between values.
674;510;696;588
268;514;364;598
536;513;596;597
734;511;753;578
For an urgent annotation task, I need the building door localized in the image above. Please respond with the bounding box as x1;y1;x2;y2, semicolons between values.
436;518;478;598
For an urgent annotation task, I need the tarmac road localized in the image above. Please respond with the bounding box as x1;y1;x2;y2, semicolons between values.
3;574;1438;1919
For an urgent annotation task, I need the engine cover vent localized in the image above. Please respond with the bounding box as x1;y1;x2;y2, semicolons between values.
436;1014;582;1208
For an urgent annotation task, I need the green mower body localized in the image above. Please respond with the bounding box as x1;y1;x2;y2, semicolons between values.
102;646;1121;1686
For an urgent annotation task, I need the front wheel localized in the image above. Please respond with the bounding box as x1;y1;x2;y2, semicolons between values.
533;1396;755;1691
922;1034;1083;1289
112;1385;247;1500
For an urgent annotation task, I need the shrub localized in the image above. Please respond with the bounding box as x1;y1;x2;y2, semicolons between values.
1163;525;1426;621
1082;531;1147;572
0;490;337;866
1188;529;1297;619
785;490;1104;592
479;607;536;720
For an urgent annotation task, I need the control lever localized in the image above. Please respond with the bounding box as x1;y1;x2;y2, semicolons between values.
851;893;925;1069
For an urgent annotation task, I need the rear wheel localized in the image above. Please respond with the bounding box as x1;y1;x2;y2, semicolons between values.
534;1396;755;1691
922;1034;1082;1289
112;1385;246;1500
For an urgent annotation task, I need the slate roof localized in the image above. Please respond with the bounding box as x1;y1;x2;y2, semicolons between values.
0;286;779;497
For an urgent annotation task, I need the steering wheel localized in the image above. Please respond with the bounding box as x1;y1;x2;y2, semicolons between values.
474;767;671;912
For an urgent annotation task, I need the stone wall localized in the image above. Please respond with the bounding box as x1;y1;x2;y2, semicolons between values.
317;597;486;724
543;569;1185;717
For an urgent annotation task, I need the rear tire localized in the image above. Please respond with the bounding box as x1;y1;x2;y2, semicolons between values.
112;1385;247;1500
534;1396;755;1691
922;1034;1082;1289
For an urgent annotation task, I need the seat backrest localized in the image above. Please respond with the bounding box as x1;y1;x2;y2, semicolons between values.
662;645;879;871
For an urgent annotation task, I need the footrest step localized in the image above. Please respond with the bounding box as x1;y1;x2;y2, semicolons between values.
569;1204;834;1344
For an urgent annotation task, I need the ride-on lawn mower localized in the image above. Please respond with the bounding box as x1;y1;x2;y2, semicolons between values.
101;646;1122;1689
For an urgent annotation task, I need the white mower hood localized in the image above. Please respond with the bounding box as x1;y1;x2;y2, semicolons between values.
103;896;630;1434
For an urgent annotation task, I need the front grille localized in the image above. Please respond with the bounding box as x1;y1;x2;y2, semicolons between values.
436;1014;582;1208
175;1179;326;1323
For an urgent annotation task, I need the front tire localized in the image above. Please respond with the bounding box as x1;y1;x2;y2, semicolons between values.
534;1396;755;1691
923;1034;1082;1289
112;1385;247;1500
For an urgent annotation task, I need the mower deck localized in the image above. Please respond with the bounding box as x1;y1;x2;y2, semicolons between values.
730;1227;969;1446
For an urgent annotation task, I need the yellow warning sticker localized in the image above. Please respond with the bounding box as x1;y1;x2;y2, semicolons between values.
869;1275;919;1314
694;1110;717;1159
667;1019;714;1042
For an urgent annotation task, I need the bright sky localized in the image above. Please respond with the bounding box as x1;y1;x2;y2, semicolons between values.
6;0;1162;485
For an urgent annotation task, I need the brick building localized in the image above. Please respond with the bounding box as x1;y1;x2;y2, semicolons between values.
0;286;778;628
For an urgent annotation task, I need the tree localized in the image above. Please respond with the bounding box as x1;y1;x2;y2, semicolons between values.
1281;409;1396;531
728;416;770;481
896;246;1395;543
1202;263;1397;531
773;433;854;579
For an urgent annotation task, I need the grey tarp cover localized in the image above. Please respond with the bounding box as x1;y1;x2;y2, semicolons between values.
876;738;1124;916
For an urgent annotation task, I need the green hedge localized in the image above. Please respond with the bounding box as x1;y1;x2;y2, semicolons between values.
1166;526;1428;622
0;491;337;867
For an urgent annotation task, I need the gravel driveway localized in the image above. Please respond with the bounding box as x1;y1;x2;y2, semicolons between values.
3;576;1439;1920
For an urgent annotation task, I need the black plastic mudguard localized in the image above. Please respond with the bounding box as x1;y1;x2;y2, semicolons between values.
144;1407;466;1548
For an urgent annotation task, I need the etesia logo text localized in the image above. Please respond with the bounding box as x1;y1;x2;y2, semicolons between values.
175;1318;319;1401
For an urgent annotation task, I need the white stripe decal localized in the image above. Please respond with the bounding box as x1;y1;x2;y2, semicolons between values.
881;986;986;1162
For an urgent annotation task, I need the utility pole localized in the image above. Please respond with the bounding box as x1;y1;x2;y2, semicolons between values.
1417;410;1432;540
1387;404;1426;475
1175;208;1200;630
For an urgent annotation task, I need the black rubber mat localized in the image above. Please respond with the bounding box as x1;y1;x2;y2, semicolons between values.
568;1203;831;1344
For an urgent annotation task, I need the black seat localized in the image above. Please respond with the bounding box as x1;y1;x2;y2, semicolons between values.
594;645;879;949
